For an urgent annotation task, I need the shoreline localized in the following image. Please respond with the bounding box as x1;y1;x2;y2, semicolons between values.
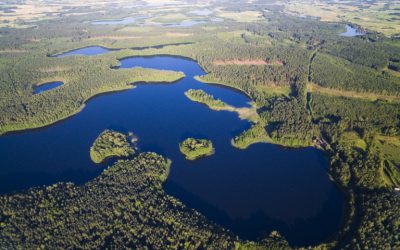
0;74;185;136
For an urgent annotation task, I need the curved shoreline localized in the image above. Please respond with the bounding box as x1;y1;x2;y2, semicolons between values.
1;75;185;136
0;52;347;248
50;42;195;58
114;53;255;101
1;51;252;136
49;45;119;57
114;53;202;68
194;75;254;100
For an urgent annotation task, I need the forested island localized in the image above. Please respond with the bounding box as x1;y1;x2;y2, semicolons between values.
0;0;399;248
179;138;214;160
90;130;135;164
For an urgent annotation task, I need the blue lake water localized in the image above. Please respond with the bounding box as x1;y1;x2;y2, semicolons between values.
0;51;343;247
92;17;136;25
91;16;209;27
340;24;365;37
168;20;206;27
56;46;112;57
33;81;64;94
56;44;193;56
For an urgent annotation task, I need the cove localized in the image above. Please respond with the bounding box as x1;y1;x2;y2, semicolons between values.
33;81;64;94
0;54;343;247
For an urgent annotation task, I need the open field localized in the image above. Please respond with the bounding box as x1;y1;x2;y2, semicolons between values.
309;83;400;103
283;0;400;36
372;135;400;166
338;131;367;151
215;9;264;23
213;59;283;66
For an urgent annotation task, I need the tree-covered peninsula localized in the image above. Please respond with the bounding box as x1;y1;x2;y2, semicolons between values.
179;138;214;160
90;130;135;164
0;152;289;249
185;89;259;122
185;89;228;110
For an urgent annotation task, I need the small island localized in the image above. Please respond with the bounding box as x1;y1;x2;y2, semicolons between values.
185;89;228;110
90;130;135;164
179;138;214;160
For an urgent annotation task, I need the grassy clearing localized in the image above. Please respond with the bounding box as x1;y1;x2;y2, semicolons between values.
217;30;247;43
215;30;273;46
0;0;136;28
165;32;193;37
117;26;156;33
371;135;400;166
310;83;400;103
150;13;189;24
284;0;400;36
339;131;367;151
213;58;283;66
383;66;400;78
254;85;291;98
216;10;264;23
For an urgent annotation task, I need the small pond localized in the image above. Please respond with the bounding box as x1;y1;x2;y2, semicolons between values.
33;81;64;94
340;24;365;37
91;17;136;25
56;46;113;57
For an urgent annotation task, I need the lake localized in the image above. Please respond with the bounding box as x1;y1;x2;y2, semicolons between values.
0;51;343;247
55;44;193;56
91;15;208;27
92;17;136;25
55;46;113;57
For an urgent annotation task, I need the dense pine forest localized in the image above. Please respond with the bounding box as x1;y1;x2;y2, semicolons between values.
0;0;399;249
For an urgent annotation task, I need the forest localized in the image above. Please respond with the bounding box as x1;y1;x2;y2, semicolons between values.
185;89;228;110
0;51;184;135
0;153;226;248
0;152;290;249
0;0;399;249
